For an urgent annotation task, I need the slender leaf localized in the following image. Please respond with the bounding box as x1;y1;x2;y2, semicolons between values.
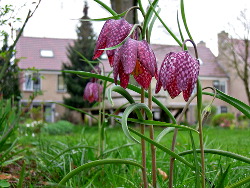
148;0;182;46
58;159;143;185
128;127;195;169
62;71;176;123
94;0;117;16
105;113;198;133
101;143;136;156
53;102;98;121
107;85;136;107
156;127;175;142
148;8;161;39
142;0;159;38
122;103;153;143
49;145;96;164
138;0;145;17
189;131;200;188
226;175;250;188
203;89;250;118
79;11;126;22
179;149;250;164
217;165;231;188
180;0;193;40
17;163;26;188
177;11;185;42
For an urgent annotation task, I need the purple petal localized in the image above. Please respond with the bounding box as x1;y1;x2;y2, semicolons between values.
106;19;132;66
133;62;152;90
120;38;138;74
113;48;122;85
93;19;113;60
137;40;157;76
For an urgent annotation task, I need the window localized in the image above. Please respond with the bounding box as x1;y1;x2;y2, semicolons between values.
213;80;226;93
23;72;41;91
57;75;66;91
40;50;54;57
220;106;228;113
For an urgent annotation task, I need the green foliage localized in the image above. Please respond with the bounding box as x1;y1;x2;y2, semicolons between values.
62;3;97;110
41;120;74;135
16;127;250;187
0;99;21;167
0;34;21;100
211;113;235;127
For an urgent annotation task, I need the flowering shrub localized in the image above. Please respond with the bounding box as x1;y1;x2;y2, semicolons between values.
211;113;235;127
41;120;74;135
19;119;46;136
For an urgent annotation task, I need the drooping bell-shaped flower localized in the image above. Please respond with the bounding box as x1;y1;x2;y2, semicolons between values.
113;38;157;90
83;82;103;103
93;19;132;66
155;51;200;101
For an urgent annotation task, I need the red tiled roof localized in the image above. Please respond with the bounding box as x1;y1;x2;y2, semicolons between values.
16;36;74;70
16;36;227;78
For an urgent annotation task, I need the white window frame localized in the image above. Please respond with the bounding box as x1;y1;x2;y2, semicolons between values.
213;79;227;94
57;74;66;92
23;72;42;91
40;49;54;58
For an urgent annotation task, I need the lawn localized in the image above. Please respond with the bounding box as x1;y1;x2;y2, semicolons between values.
6;125;248;187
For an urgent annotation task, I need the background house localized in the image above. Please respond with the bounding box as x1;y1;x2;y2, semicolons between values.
16;35;230;124
16;36;73;122
217;31;250;115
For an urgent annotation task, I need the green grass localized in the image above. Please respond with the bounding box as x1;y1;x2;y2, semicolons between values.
15;126;250;187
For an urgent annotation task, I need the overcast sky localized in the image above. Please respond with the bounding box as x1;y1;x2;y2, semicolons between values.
2;0;250;55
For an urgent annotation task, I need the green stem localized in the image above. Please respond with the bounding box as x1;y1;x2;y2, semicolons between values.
148;84;157;188
197;79;205;188
140;88;148;188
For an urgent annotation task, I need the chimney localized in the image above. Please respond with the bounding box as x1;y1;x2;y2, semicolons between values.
197;41;206;48
217;31;229;57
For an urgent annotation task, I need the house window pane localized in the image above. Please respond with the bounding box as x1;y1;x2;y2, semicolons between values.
58;75;66;91
24;74;32;90
33;73;41;91
221;106;228;113
213;80;226;93
40;50;54;57
24;72;41;91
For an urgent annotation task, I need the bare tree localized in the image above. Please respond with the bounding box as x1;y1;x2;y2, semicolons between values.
218;9;250;105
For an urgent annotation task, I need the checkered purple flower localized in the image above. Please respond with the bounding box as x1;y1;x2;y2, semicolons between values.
113;38;157;90
155;51;200;101
83;82;103;103
93;19;132;66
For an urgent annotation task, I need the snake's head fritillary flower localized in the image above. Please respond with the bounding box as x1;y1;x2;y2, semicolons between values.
113;38;157;90
93;19;132;66
90;65;101;82
155;51;200;101
83;82;103;103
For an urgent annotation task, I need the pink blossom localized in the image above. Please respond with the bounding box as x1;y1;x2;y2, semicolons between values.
83;82;103;103
93;19;132;66
155;51;200;101
113;38;157;90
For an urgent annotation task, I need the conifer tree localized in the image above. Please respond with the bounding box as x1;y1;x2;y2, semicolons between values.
62;2;97;109
0;34;21;100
